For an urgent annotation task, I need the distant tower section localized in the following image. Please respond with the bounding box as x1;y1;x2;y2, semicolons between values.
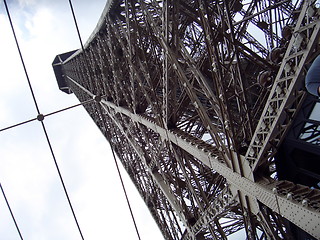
53;1;320;239
52;50;77;94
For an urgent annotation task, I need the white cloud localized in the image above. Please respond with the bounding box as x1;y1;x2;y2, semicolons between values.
18;0;36;8
0;15;25;91
0;0;164;239
24;7;53;39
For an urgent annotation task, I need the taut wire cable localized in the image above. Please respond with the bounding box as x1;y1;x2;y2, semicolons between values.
2;0;143;239
3;1;85;239
0;100;93;133
67;0;143;238
68;0;85;51
3;0;40;115
0;183;24;240
109;144;142;240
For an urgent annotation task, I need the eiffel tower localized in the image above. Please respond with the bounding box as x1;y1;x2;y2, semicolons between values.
53;0;320;239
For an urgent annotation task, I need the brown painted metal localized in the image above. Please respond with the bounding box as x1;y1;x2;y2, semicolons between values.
58;1;320;239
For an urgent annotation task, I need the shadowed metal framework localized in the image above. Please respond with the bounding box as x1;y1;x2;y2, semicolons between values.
53;0;320;239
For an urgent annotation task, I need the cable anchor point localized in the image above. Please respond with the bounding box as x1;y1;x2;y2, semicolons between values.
94;95;102;103
37;114;45;121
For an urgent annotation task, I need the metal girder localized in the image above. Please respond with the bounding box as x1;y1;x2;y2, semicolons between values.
56;0;320;239
245;0;320;173
99;95;320;239
187;187;238;237
68;78;185;239
69;76;320;239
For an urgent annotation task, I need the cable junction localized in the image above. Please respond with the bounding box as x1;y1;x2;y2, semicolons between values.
3;1;86;239
0;100;93;133
67;0;143;238
1;1;143;239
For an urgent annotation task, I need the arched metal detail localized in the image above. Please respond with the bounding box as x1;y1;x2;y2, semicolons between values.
53;0;320;239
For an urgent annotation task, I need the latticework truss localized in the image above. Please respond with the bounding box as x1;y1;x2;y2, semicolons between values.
54;0;320;239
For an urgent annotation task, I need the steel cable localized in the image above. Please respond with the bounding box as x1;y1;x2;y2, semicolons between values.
3;1;85;239
68;0;85;51
67;0;143;238
109;144;142;240
0;183;23;240
0;100;93;133
3;0;143;239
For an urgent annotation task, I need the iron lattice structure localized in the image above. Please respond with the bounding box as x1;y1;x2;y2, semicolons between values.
53;0;320;239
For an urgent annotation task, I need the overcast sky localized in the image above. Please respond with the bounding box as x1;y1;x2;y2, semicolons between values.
0;0;164;239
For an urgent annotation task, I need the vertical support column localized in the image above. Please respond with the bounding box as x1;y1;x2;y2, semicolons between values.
162;0;169;127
